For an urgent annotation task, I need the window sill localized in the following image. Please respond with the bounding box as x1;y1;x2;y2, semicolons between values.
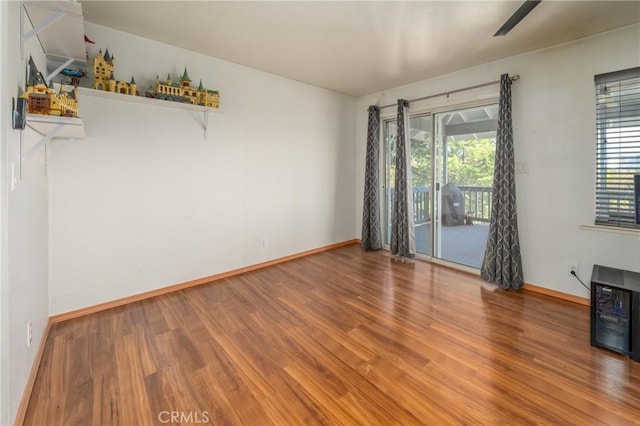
579;224;640;237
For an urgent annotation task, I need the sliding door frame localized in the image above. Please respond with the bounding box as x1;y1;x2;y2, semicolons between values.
379;97;500;272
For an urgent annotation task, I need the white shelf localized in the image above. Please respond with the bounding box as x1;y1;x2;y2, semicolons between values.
77;87;222;139
22;1;87;64
76;87;223;114
23;114;86;160
25;114;86;139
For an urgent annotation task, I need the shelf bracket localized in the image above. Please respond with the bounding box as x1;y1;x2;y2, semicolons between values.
23;123;63;160
45;58;74;84
22;10;65;43
203;111;209;140
20;2;66;58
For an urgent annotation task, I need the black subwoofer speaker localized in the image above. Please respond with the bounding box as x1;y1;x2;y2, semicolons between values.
590;265;640;362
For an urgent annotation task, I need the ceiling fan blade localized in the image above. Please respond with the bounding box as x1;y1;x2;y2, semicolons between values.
494;0;542;37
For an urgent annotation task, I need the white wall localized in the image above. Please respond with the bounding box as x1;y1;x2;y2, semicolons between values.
49;23;356;315
1;2;51;423
0;3;8;423
355;24;640;299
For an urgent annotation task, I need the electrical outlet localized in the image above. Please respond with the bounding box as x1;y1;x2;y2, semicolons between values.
568;262;579;277
260;238;267;248
27;321;32;347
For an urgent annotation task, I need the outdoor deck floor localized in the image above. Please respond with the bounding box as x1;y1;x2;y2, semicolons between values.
415;222;489;269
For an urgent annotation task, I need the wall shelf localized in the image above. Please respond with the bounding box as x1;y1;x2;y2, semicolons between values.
77;87;223;138
23;114;86;159
22;1;87;82
76;87;223;114
20;1;221;140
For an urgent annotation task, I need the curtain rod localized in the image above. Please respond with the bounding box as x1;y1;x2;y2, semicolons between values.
378;74;520;109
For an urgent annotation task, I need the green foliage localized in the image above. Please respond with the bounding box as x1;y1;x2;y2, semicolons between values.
445;138;495;186
410;136;431;187
407;137;495;187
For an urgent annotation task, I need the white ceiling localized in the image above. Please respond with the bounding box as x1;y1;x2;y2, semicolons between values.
79;1;640;97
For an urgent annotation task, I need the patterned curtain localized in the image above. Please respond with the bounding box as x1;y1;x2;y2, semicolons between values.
361;106;382;250
481;74;524;290
390;99;415;258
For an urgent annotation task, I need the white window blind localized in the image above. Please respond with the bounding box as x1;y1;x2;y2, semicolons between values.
595;67;640;228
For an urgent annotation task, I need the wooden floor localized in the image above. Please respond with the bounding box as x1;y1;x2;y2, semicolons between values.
25;244;640;425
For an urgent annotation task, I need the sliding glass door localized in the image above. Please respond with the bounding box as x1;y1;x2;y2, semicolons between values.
434;105;497;267
383;103;497;269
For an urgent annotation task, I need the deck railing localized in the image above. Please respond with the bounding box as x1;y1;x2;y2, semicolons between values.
457;185;493;224
413;187;430;224
407;185;493;224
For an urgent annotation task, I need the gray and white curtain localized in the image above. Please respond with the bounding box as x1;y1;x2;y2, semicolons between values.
481;74;524;290
390;99;415;258
361;106;382;250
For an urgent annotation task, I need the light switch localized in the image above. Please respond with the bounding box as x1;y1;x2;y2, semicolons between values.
515;161;529;174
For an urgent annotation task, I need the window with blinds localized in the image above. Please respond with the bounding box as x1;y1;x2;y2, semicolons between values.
595;67;640;229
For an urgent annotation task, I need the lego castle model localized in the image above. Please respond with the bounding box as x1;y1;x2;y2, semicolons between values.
92;48;138;96
21;56;79;117
146;68;220;109
91;48;219;109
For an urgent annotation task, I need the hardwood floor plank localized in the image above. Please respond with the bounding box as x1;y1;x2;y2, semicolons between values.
307;331;424;425
63;378;93;425
24;245;640;425
113;333;155;425
93;370;121;426
195;339;270;424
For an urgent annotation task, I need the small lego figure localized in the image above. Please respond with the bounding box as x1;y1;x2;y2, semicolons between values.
60;67;87;87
